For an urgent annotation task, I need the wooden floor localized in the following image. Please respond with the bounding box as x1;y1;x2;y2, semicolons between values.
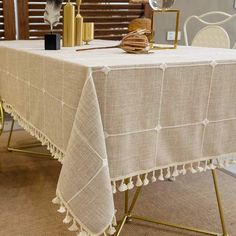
0;130;236;236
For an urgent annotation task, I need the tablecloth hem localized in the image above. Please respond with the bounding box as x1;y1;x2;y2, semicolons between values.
110;155;236;194
53;190;116;236
2;101;65;162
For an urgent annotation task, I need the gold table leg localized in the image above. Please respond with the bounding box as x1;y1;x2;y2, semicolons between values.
115;171;229;236
7;119;51;157
0;100;4;136
124;179;129;215
212;169;229;236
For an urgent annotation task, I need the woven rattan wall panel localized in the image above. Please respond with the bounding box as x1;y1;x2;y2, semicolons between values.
18;0;144;40
0;0;5;39
0;0;16;40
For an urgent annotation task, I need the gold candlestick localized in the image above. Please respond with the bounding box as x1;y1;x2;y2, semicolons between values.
63;0;75;47
83;22;94;45
75;0;83;46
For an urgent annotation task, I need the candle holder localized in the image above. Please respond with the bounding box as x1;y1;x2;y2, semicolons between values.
83;23;94;45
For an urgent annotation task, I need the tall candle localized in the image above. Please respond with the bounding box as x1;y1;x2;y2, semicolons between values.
63;0;75;47
75;0;83;46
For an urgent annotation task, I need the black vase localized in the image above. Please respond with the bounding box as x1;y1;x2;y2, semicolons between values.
44;34;61;50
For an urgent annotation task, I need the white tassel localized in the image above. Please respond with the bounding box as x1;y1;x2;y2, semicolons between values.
190;163;197;174
158;169;164;181
143;173;149;186
151;171;157;183
136;175;143;187
68;219;79;232
63;210;72;224
57;204;66;213
107;225;116;235
181;165;187;175
77;230;89;236
218;162;225;168
165;167;171;178
172;166;179;177
224;160;230;167
112;214;117;227
127;177;134;190
112;181;117;194
197;162;204;172
203;161;210;171
118;179;128;192
209;163;217;170
52;196;60;204
59;155;63;163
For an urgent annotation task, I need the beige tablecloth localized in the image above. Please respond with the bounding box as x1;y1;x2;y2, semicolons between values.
1;40;236;235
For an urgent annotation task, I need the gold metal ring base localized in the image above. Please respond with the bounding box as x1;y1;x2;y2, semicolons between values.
115;170;229;236
116;214;221;236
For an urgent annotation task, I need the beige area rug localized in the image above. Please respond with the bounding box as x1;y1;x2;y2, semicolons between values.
0;131;236;236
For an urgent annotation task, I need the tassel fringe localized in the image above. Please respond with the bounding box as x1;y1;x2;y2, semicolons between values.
4;102;236;236
57;204;66;214
158;169;164;181
3;102;64;162
52;194;117;236
151;171;157;183
118;179;127;192
63;210;72;224
68;219;79;232
107;225;116;235
143;173;149;186
127;177;134;190
112;156;236;193
77;230;89;236
52;196;60;204
136;175;143;187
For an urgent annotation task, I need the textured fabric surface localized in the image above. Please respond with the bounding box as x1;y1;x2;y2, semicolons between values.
1;40;236;235
1;131;236;236
191;26;230;48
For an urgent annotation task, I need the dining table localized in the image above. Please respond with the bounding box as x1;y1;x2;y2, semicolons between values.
0;40;236;236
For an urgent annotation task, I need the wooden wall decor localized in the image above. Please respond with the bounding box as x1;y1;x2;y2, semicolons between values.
17;0;145;40
1;0;16;40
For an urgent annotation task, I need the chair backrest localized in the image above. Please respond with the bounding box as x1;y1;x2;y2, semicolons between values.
183;11;235;48
191;26;230;48
17;0;145;40
0;0;16;40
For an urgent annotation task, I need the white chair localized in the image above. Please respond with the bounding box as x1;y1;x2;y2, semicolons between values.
183;11;236;48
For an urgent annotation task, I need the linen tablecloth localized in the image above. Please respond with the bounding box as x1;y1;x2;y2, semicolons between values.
1;40;236;235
